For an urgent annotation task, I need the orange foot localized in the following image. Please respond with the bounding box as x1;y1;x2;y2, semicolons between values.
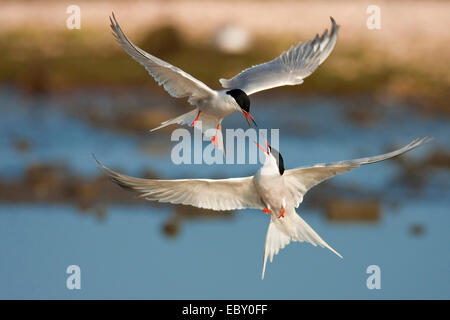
190;110;201;127
262;208;271;214
211;124;220;146
279;208;285;219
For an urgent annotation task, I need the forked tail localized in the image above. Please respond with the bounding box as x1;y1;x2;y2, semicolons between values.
262;208;342;279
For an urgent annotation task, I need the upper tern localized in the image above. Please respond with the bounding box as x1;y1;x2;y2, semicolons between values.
109;14;339;153
95;137;430;279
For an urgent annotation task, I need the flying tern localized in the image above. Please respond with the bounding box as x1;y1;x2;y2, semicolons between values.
109;14;339;153
95;137;430;279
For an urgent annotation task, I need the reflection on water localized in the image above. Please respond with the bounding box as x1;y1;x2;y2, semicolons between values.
0;87;449;298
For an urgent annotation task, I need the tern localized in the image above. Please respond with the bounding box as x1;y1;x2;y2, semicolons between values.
95;137;430;279
109;14;339;153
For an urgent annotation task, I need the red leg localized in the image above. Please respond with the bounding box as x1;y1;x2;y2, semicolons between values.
279;208;285;219
190;110;201;127
262;208;271;214
211;124;220;147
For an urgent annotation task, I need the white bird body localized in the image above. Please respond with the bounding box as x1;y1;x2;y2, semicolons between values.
150;90;241;149
154;90;240;124
253;149;342;278
200;90;240;118
109;13;340;152
254;155;287;214
95;137;430;279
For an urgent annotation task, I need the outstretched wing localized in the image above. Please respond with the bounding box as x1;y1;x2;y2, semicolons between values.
220;17;339;95
110;13;216;105
283;137;431;208
95;157;264;211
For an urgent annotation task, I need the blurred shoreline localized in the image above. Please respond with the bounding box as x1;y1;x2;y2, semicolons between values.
1;0;449;115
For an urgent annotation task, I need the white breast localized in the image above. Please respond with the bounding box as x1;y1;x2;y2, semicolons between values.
254;157;286;213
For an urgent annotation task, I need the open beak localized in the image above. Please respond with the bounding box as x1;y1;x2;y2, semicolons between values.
255;138;270;155
242;110;258;127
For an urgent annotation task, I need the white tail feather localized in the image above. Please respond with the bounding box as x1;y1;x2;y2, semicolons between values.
150;109;199;132
262;208;342;279
150;108;225;153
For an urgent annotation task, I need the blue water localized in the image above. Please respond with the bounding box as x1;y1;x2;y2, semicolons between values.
0;200;448;299
0;87;449;299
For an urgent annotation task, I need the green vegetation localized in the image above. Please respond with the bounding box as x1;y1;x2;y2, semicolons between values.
0;25;448;113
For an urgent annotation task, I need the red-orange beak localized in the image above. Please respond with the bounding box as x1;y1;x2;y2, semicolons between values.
242;110;257;127
255;138;270;155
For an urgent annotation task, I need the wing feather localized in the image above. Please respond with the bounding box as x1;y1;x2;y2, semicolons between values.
95;157;264;211
110;13;216;105
283;137;431;208
220;17;339;95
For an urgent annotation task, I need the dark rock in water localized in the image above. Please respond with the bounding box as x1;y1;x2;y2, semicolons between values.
114;108;175;133
12;137;32;153
25;163;68;200
346;105;380;127
326;199;380;223
0;162;150;207
161;206;234;238
425;149;450;169
390;146;450;194
173;205;234;220
141;168;162;180
162;220;180;238
409;224;426;237
139;140;171;157
93;204;108;221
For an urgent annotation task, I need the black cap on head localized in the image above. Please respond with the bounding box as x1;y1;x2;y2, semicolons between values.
226;89;250;113
268;146;285;175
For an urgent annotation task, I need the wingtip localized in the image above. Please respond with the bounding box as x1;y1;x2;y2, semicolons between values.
409;136;433;149
330;16;340;30
109;13;118;33
110;12;120;30
421;136;434;144
91;153;103;167
333;250;343;259
327;244;343;259
92;154;112;174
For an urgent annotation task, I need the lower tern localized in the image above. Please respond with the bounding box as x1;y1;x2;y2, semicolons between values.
109;14;339;153
95;137;429;279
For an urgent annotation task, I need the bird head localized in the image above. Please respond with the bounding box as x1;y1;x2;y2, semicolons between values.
255;139;285;175
226;89;257;127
